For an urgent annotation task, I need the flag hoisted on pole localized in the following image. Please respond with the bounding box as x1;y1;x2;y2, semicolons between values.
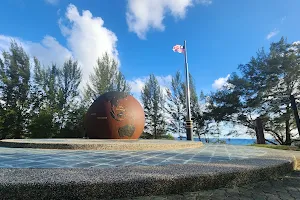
172;45;185;53
172;41;193;141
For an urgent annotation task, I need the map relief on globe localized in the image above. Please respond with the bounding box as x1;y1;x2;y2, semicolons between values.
84;91;145;139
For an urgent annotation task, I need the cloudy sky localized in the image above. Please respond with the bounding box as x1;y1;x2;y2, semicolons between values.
1;0;300;138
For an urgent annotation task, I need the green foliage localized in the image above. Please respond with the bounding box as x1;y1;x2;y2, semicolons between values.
57;105;86;138
141;74;167;139
140;132;154;139
209;37;300;145
0;41;31;139
28;57;83;138
165;71;185;137
161;134;175;140
84;53;131;104
28;108;57;138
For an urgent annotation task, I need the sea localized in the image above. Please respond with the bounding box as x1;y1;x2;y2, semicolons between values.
175;137;277;145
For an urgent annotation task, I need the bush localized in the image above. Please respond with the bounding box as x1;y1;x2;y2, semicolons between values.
161;134;175;140
139;132;175;140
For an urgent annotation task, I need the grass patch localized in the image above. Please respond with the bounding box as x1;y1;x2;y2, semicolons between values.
250;144;300;151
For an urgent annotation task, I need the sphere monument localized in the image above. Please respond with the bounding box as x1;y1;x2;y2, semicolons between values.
84;91;145;139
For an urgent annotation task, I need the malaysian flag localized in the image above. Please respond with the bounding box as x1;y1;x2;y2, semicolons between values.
173;44;185;53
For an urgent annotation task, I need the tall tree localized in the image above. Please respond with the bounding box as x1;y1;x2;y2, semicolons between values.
57;59;83;137
28;58;83;138
29;59;61;138
28;58;53;138
84;53;131;104
209;37;300;145
141;74;167;139
193;91;212;141
0;41;31;139
165;71;185;139
262;38;300;144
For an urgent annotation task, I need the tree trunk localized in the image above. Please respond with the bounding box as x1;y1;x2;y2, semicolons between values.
285;119;291;145
255;117;265;144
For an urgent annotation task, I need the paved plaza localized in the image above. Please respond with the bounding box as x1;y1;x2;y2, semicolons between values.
0;143;297;199
0;144;267;168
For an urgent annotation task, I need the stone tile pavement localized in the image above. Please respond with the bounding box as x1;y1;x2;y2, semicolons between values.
0;144;267;168
118;150;300;200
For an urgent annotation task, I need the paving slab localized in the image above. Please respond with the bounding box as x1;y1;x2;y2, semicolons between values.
0;144;297;200
0;144;269;168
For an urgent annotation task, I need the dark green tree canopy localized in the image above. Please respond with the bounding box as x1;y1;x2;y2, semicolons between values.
84;53;131;103
209;37;300;145
141;74;167;139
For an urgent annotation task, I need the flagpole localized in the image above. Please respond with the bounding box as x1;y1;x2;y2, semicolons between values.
184;40;193;141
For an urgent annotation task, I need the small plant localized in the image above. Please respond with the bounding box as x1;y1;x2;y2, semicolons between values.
219;140;226;144
161;134;175;140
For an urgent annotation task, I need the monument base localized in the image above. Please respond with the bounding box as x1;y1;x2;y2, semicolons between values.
0;139;203;151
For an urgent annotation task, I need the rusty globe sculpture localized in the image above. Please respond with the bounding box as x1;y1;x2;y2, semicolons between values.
84;91;145;139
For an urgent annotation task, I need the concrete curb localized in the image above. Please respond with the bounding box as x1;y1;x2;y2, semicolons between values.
0;139;203;151
0;157;294;200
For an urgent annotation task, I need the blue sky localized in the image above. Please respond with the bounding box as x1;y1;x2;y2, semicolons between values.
1;0;300;138
1;0;300;94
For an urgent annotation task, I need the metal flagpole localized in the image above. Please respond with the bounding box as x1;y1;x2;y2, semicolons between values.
183;40;193;141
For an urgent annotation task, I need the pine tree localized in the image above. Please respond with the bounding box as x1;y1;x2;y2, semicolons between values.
165;71;185;139
28;59;61;138
84;53;131;104
141;74;167;139
0;41;31;139
57;59;83;137
28;58;83;138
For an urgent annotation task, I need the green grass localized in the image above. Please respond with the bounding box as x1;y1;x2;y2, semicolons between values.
250;144;300;151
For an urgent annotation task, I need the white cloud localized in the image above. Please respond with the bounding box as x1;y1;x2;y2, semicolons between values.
156;75;172;87
126;0;212;39
26;36;72;66
128;75;172;100
1;4;119;92
281;16;286;23
0;35;13;51
129;78;147;94
0;35;72;67
212;74;230;90
59;4;119;85
266;29;279;40
45;0;59;5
